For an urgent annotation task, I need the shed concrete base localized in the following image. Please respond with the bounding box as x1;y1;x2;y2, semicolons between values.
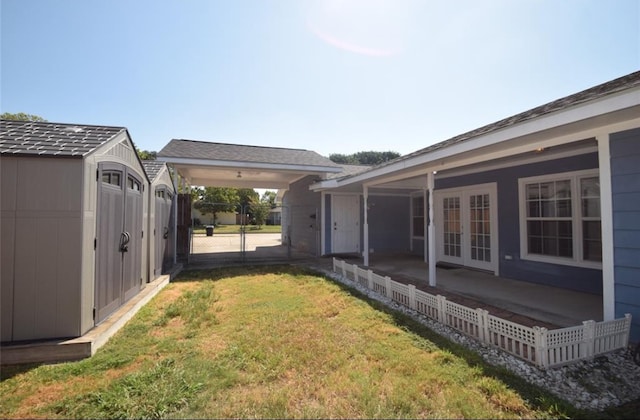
1;265;182;366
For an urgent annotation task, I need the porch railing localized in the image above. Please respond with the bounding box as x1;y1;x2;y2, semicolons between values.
332;258;631;369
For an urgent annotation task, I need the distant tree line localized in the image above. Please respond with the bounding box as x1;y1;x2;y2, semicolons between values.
329;150;400;165
1;112;46;121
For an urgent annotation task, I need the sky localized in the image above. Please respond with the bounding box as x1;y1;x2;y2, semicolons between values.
1;0;639;158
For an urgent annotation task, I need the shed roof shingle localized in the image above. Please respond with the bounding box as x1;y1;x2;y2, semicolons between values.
142;160;167;182
158;139;340;169
0;120;126;157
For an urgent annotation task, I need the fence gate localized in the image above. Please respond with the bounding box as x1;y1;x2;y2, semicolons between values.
189;202;306;265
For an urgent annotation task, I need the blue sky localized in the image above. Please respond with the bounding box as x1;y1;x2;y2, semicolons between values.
2;0;638;158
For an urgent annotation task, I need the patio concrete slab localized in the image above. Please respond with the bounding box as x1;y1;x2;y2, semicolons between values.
364;254;603;328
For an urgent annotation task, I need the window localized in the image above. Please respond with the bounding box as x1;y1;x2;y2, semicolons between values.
412;195;424;237
127;176;141;192
519;170;601;267
101;171;121;186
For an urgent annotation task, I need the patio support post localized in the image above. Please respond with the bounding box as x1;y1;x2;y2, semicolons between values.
423;187;428;263
363;185;369;266
427;171;436;287
597;134;615;321
171;166;179;265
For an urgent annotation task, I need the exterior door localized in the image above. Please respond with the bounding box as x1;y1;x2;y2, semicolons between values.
332;195;360;254
437;183;498;272
95;163;143;323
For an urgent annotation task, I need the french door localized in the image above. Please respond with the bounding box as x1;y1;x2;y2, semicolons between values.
436;183;498;273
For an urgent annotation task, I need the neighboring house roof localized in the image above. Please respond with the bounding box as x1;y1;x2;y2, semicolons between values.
158;139;341;169
331;70;640;183
327;164;372;180
142;160;168;182
0;119;127;157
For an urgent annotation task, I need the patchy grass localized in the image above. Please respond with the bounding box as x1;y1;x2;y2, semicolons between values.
0;265;597;419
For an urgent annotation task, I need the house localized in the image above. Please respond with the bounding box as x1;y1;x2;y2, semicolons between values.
142;160;176;280
309;71;640;341
1;120;150;343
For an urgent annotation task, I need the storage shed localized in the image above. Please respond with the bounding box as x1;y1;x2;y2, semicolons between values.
1;119;149;343
142;160;176;281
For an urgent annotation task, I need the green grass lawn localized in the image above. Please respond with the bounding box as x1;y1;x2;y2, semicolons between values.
0;266;612;419
193;224;282;234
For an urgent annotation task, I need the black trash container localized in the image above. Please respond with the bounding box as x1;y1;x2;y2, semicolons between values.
205;225;214;236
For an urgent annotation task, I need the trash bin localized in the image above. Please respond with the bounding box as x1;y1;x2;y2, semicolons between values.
205;225;214;236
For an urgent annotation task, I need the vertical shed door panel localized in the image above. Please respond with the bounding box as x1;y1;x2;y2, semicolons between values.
154;194;165;277
123;177;143;302
95;175;125;323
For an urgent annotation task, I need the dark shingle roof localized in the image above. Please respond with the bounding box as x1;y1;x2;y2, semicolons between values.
142;160;167;182
158;139;341;169
0;119;126;157
352;70;640;177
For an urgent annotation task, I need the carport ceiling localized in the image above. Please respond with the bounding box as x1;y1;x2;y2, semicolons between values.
157;139;342;189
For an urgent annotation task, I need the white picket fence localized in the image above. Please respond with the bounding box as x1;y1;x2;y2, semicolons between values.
333;258;631;368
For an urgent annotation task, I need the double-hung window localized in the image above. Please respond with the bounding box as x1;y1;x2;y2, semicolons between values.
519;170;601;268
412;195;425;238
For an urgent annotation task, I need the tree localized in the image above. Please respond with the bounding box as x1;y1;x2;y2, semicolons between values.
261;190;277;208
329;150;400;165
1;112;46;122
249;193;275;229
193;187;239;225
137;149;157;160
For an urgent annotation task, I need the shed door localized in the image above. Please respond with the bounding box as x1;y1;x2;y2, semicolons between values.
95;163;144;323
153;188;171;277
332;195;360;254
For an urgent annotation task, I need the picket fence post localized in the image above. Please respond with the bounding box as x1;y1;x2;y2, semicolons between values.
341;259;346;278
408;284;416;310
534;326;548;368
477;308;489;343
367;270;374;290
436;295;447;324
384;276;392;298
582;320;595;358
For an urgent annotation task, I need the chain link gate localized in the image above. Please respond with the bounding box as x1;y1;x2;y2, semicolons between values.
188;201;301;264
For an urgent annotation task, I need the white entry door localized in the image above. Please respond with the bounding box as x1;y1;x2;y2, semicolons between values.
436;183;498;273
332;195;360;254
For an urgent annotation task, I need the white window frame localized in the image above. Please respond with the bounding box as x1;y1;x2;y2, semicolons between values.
518;169;601;269
410;192;425;239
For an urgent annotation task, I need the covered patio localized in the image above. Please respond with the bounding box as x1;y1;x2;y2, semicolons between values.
327;253;602;329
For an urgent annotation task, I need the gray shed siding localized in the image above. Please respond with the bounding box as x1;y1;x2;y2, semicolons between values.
610;127;640;342
1;157;83;341
435;152;602;294
282;175;321;255
368;195;411;254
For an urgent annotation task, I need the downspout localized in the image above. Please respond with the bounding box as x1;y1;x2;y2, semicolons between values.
427;171;436;287
363;185;369;266
597;134;615;321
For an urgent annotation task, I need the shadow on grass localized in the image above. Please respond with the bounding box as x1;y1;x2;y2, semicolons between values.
1;363;44;382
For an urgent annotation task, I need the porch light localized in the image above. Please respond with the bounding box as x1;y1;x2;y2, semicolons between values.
535;147;546;153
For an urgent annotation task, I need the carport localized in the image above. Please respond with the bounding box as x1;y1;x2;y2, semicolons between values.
157;139;342;264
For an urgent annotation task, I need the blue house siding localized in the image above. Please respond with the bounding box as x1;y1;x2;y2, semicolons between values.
610;127;640;342
435;152;602;294
368;195;410;254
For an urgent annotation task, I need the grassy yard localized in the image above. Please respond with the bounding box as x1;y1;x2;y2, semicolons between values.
0;266;608;419
193;224;282;234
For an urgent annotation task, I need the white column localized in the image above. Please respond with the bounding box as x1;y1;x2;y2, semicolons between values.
427;171;436;287
171;168;179;265
598;134;616;321
363;186;369;266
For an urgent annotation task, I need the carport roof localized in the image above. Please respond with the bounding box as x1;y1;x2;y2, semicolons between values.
0;119;126;157
157;139;342;189
158;139;341;169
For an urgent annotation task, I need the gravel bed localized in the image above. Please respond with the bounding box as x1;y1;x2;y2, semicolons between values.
318;268;640;411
